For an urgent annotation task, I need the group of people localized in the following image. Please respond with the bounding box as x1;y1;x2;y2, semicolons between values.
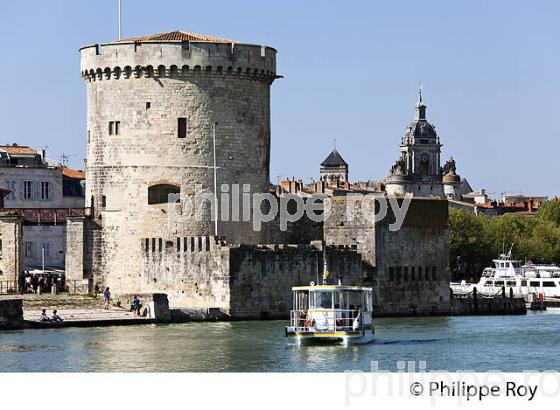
22;272;59;294
39;308;63;322
103;287;143;316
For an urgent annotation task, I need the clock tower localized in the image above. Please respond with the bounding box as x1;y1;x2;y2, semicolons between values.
385;91;445;197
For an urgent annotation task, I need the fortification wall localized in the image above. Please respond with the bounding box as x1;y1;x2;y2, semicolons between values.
374;198;451;315
323;196;376;266
228;244;363;319
141;235;231;311
138;236;363;318
324;196;451;315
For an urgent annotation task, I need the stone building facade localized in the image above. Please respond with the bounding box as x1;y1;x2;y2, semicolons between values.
0;145;85;270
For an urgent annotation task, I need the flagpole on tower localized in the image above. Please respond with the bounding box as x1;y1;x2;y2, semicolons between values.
118;0;122;40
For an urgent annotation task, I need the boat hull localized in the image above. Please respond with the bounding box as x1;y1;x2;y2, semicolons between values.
286;326;375;345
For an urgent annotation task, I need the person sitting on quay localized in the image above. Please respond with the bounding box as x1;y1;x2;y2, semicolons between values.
51;310;63;322
131;296;142;317
39;309;50;322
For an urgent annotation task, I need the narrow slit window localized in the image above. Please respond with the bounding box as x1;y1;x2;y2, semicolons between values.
178;117;187;138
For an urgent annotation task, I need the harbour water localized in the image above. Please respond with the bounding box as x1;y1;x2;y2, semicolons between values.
1;311;560;372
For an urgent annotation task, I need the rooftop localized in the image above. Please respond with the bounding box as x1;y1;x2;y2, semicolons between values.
0;145;37;156
114;30;237;44
63;168;85;180
321;149;348;167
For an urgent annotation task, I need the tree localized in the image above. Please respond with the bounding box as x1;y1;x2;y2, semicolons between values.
535;200;560;226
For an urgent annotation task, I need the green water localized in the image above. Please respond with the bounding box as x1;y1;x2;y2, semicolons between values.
1;311;559;372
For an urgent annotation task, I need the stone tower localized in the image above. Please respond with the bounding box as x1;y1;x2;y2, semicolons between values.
79;31;278;294
320;148;348;186
385;92;444;197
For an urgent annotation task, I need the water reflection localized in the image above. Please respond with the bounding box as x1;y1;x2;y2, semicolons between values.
1;313;560;372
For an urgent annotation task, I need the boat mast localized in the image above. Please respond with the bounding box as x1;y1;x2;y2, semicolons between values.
322;242;329;285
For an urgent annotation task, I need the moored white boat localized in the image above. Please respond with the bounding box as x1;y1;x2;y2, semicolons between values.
451;250;560;300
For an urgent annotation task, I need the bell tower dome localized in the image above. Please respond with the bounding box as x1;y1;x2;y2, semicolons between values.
385;89;444;197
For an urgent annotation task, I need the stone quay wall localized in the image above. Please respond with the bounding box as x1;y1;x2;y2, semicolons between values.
0;298;24;329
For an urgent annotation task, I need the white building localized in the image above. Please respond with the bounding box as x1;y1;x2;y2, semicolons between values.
0;144;85;270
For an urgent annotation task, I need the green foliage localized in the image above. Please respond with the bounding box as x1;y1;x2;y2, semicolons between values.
449;203;560;279
535;200;560;226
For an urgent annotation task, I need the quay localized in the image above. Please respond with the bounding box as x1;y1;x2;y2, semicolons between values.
1;293;168;330
450;287;526;315
2;287;527;332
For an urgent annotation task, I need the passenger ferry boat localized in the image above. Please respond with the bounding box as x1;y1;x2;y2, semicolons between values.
451;250;560;299
285;283;374;345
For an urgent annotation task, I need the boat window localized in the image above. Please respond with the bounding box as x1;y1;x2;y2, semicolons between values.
310;291;333;309
521;280;527;287
333;291;344;309
294;291;308;311
364;291;372;311
347;291;363;310
494;281;504;286
543;282;556;287
529;281;540;287
506;281;516;286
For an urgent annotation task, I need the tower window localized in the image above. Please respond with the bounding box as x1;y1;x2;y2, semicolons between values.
101;195;107;208
148;184;181;204
178;118;187;138
109;121;121;135
146;102;151;110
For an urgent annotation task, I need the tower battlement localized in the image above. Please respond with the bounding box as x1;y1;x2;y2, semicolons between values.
80;40;277;84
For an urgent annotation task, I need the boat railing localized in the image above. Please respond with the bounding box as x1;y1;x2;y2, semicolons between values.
452;287;506;299
289;309;363;332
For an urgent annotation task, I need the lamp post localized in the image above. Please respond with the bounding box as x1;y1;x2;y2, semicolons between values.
212;122;218;237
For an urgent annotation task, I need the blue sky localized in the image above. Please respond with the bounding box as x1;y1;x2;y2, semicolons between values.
0;0;558;196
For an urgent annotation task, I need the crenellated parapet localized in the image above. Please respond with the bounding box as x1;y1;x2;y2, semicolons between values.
80;40;278;84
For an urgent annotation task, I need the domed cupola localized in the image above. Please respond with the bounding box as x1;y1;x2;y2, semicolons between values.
404;91;438;141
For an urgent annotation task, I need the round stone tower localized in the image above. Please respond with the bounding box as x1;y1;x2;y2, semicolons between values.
79;31;278;293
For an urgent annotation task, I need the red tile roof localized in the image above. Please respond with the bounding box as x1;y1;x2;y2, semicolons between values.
115;31;236;44
0;145;37;156
63;168;85;180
